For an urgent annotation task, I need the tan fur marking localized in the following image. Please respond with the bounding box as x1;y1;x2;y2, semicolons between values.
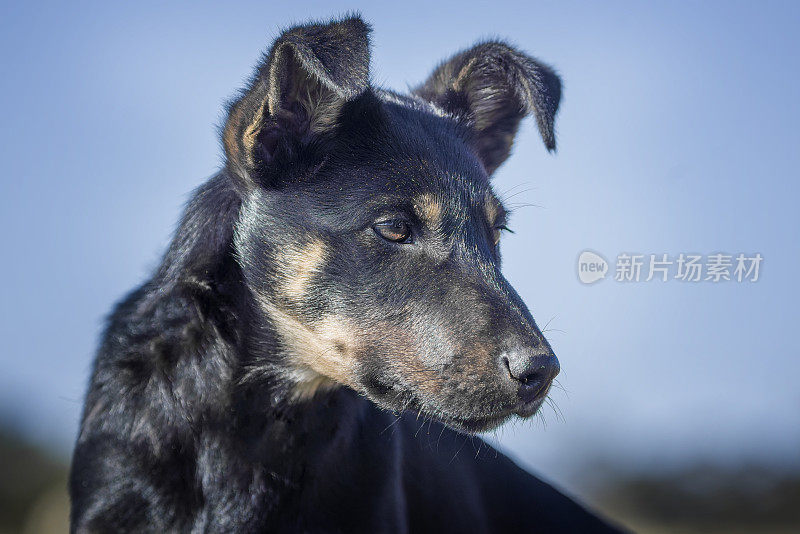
484;194;502;225
282;240;329;301
257;299;360;400
413;193;443;228
453;56;478;92
241;104;266;168
222;109;240;160
291;371;340;401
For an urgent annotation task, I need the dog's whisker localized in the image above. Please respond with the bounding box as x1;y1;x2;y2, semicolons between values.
541;315;558;332
551;379;569;397
497;181;534;198
506;202;545;210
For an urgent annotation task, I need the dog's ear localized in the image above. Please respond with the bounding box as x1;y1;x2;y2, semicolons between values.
414;42;561;174
223;16;371;188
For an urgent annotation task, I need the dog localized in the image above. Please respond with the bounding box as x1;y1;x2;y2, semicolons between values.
70;15;622;533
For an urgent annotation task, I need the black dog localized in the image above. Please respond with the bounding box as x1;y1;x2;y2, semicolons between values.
70;15;621;533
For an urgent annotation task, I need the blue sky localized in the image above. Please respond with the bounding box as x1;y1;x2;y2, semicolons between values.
2;1;798;496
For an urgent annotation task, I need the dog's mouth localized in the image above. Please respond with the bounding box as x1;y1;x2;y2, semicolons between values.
359;372;554;433
379;388;550;434
429;400;548;433
445;396;549;433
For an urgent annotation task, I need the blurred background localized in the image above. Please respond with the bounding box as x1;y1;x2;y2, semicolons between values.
2;1;799;532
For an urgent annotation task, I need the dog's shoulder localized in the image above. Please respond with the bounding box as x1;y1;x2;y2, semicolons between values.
387;412;623;533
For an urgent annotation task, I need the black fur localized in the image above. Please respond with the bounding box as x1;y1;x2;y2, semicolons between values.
70;15;621;533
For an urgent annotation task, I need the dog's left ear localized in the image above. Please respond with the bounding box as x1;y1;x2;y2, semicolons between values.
414;42;561;174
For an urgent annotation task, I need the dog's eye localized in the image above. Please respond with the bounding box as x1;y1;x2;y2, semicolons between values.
373;220;413;243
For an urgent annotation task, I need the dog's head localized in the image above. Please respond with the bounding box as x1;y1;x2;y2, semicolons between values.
227;16;561;432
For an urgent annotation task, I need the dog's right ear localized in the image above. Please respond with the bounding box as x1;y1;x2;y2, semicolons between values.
222;16;371;189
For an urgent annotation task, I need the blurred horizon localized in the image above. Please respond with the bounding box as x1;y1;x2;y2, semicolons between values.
1;1;799;531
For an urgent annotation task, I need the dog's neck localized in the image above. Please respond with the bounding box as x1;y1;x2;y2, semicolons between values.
142;171;385;469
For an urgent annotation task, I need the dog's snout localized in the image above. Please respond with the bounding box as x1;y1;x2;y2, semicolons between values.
502;350;560;403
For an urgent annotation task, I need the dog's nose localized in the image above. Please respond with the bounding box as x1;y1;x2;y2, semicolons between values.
503;350;560;403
